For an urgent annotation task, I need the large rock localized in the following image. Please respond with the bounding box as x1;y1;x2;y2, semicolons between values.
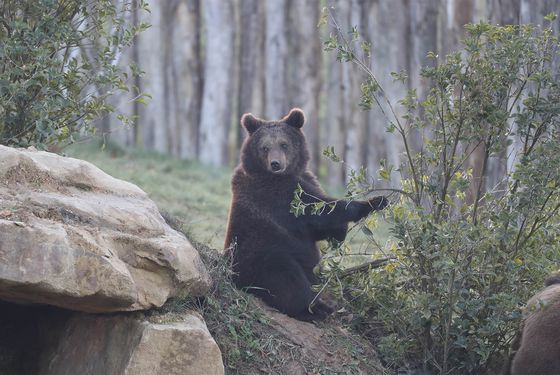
0;145;211;312
38;312;224;375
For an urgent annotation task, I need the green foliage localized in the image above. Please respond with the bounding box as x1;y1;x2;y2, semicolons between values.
0;0;149;149
290;183;339;217
318;11;560;374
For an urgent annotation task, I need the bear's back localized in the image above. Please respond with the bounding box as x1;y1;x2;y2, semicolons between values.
511;284;560;375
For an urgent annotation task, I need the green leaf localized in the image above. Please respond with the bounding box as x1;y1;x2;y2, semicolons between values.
317;7;328;28
544;12;557;22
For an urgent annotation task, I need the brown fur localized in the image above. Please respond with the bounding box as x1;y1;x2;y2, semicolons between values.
224;108;388;321
506;274;560;375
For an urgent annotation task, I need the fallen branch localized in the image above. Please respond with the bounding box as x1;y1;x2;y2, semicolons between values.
339;257;395;278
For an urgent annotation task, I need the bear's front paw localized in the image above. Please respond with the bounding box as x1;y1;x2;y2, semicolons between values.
299;299;334;321
313;299;335;316
368;196;389;211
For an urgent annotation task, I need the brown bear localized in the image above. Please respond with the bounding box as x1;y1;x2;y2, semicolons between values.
505;274;560;374
224;108;388;321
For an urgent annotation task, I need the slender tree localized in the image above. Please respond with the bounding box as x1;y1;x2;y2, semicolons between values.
199;0;235;166
264;0;288;119
366;0;410;186
169;0;202;159
341;0;369;180
288;0;322;173
324;1;347;187
237;0;265;152
136;0;168;152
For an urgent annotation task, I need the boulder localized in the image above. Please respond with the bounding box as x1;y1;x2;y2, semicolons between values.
38;312;224;375
0;145;211;312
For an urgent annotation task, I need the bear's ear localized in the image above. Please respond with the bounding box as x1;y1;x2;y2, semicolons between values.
241;113;262;135
283;108;305;129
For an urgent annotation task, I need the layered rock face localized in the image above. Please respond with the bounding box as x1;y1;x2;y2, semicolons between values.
0;145;224;375
0;145;211;312
40;313;224;375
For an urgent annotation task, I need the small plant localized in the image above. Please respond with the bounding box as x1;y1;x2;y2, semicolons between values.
0;0;149;149
297;9;560;374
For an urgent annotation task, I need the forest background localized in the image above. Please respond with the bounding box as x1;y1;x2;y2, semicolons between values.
101;0;559;189
2;0;560;373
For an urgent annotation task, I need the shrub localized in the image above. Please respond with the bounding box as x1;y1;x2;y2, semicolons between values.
297;12;560;374
0;0;148;149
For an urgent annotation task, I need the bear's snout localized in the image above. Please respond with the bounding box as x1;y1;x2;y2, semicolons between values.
267;148;286;173
270;160;281;172
269;158;285;173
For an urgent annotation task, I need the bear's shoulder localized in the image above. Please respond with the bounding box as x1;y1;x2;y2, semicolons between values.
299;170;326;196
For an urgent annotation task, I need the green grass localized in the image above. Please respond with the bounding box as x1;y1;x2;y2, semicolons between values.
66;141;232;249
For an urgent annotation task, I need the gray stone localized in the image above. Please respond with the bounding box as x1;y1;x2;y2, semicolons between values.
38;313;224;375
0;145;211;312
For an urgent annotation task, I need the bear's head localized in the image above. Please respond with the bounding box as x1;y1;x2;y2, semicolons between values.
240;108;309;177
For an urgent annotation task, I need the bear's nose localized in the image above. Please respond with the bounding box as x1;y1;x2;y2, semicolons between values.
270;161;281;171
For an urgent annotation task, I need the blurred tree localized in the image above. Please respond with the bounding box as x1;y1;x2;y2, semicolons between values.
237;0;265;153
324;29;347;187
199;0;235;166
288;0;322;173
98;0;560;182
169;0;202;160
366;0;411;187
264;0;288;120
342;0;370;180
136;0;167;152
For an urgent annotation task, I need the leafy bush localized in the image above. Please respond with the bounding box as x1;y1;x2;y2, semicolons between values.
0;0;148;149
299;12;560;374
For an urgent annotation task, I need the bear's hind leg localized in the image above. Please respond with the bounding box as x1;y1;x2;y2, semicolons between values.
251;254;329;321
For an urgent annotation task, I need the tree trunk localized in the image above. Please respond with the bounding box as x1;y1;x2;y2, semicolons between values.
488;0;520;24
136;0;168;152
199;0;235;166
438;0;475;55
237;0;265;153
366;0;410;187
288;0;321;173
408;0;439;154
342;0;369;182
264;0;288;119
324;57;346;187
168;0;201;160
105;43;136;148
324;0;346;188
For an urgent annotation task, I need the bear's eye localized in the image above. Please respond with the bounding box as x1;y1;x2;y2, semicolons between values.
280;143;288;150
262;146;269;153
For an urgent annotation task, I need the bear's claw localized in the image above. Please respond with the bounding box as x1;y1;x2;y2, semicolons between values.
368;196;389;211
